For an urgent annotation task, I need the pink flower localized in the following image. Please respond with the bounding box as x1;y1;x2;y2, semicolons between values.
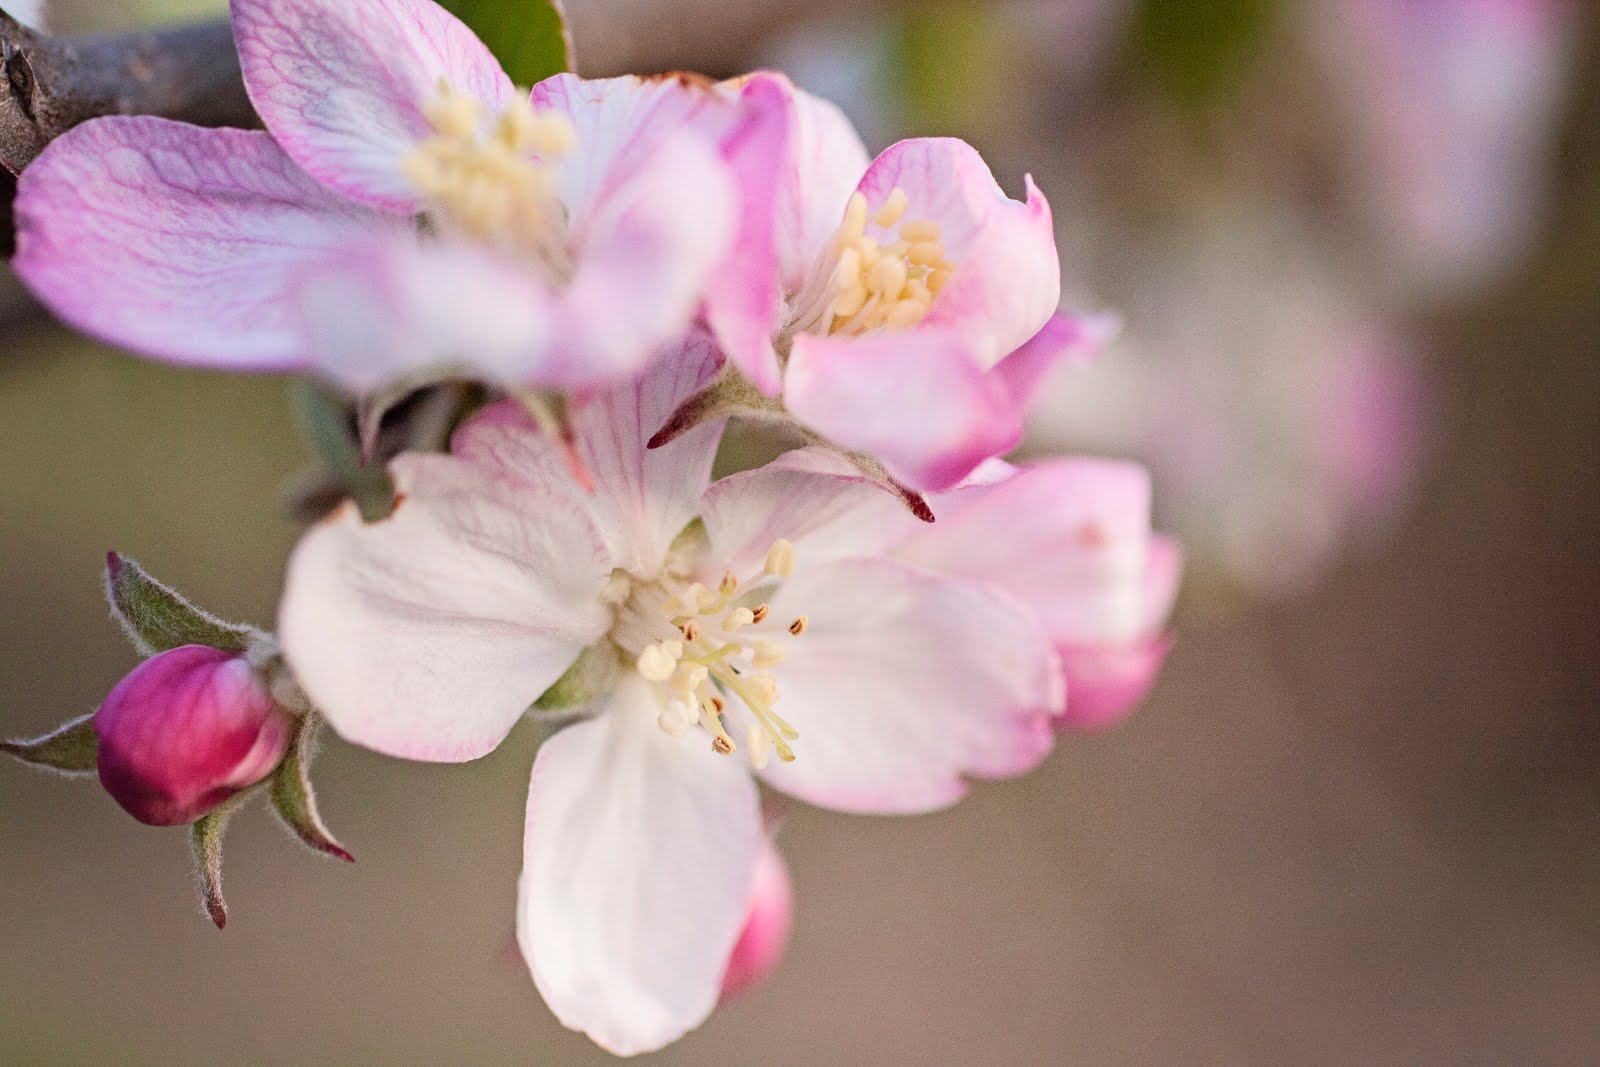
12;0;761;395
276;334;1061;1054
94;645;295;826
691;74;1096;494
719;836;795;1002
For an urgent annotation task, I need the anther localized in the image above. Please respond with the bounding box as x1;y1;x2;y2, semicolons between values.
788;615;809;636
722;607;755;632
719;571;739;597
875;187;909;227
712;736;736;756
751;604;770;624
764;539;796;577
638;643;676;682
900;219;941;243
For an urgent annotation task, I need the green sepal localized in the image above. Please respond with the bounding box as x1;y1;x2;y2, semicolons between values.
439;0;573;87
190;796;244;930
0;712;98;776
292;378;396;523
104;553;257;656
532;644;619;713
269;714;354;864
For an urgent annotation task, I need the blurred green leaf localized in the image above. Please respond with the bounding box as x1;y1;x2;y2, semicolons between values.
438;0;573;87
1127;0;1274;108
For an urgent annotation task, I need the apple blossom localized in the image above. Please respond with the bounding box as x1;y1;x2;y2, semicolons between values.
94;644;295;827
665;73;1101;496
11;0;768;396
719;836;795;1002
277;334;1063;1053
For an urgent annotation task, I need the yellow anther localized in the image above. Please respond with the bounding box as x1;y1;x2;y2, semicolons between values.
722;607;756;633
838;192;869;246
885;299;930;329
718;571;739;597
788;615;808;636
900;219;941;243
638;643;676;682
868;255;908;298
423;88;483;139
833;282;869;318
875;187;909;227
836;246;862;290
747;673;780;706
907;241;944;267
671;661;709;695
764;539;796;578
928;267;955;294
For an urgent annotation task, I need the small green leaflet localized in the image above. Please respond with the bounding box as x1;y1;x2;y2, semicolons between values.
438;0;574;87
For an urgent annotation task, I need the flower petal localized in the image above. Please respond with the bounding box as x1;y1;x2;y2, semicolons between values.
906;459;1156;644
857;139;1060;366
232;0;514;211
748;558;1059;814
1054;636;1173;732
699;448;914;577
518;677;761;1056
291;234;553;395
278;453;612;762
12;117;384;371
454;333;726;576
785;329;1020;492
774;83;873;292
544;134;737;389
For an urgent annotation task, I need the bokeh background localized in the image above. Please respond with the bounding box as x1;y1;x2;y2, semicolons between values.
4;0;1599;1061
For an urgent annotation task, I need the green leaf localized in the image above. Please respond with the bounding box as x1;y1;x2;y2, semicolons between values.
104;553;256;656
269;714;354;864
190;797;242;930
291;379;396;523
0;712;99;776
438;0;573;87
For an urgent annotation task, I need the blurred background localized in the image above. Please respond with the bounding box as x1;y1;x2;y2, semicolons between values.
3;0;1598;1061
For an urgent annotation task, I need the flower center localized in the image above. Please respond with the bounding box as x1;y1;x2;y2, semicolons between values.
792;187;959;339
403;83;577;272
605;538;807;770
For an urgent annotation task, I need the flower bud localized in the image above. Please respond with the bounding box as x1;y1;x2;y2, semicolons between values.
94;645;295;826
719;839;794;1002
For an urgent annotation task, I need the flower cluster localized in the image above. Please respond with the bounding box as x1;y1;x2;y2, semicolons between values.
4;0;1179;1055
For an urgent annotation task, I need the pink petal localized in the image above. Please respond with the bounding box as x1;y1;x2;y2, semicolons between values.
745;559;1059;814
773;82;873;293
13;117;385;371
993;310;1120;413
518;677;761;1056
544;134;737;389
278;453;613;763
291;234;553;395
906;459;1156;644
454;333;726;576
232;0;514;211
699;447;915;577
701;73;793;395
857;139;1061;367
785;329;1021;492
720;836;795;1002
1054;636;1173;732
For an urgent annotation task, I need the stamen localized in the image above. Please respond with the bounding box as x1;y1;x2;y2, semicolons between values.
764;539;796;577
751;604;770;624
788;616;808;636
638;643;676;682
748;724;772;770
721;607;755;632
813;186;960;338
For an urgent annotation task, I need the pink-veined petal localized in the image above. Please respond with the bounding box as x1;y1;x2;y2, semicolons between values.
701;73;792;395
785;329;1020;492
518;677;761;1056
699;448;914;577
746;558;1059;814
454;333;726;575
544;134;737;389
857;139;1060;366
231;0;514;211
906;459;1155;644
291;234;553;395
12;117;386;371
278;453;612;763
775;83;873;292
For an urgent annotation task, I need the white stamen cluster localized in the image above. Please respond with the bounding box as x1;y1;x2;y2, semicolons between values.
611;539;808;769
403;82;577;271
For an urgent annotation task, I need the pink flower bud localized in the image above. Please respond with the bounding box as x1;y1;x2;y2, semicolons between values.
720;839;794;1002
94;645;294;826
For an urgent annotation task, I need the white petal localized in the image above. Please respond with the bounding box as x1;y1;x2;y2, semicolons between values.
456;332;726;575
278;453;612;762
699;447;914;577
518;677;761;1056
748;558;1060;814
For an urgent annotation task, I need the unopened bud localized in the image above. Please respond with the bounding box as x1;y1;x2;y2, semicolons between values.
94;645;295;826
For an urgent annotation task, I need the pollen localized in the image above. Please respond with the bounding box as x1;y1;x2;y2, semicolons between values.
821;187;959;337
611;538;809;769
403;82;578;263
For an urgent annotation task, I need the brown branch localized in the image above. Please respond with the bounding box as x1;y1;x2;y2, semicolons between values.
0;11;254;176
